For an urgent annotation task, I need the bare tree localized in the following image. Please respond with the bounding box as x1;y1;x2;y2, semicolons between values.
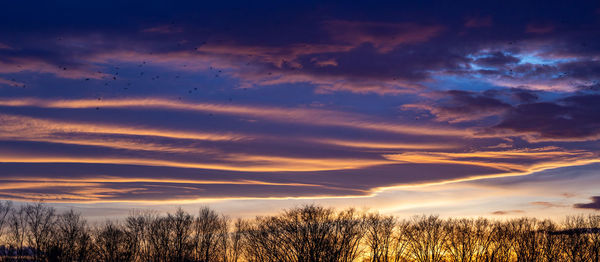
191;207;227;262
170;208;194;262
219;216;230;262
228;218;246;262
405;215;448;262
328;208;364;262
390;219;411;262
147;215;172;261
445;218;477;262
2;203;600;262
0;201;12;245
586;215;600;262
242;205;364;262
562;216;591;262
538;219;562;262
53;209;94;262
125;209;158;262
0;201;12;257
95;221;134;262
511;218;545;262
8;205;27;261
445;218;495;262
488;220;515;262
364;213;396;262
23;202;56;260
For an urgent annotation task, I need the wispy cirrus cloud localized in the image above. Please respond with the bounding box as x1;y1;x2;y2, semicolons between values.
0;97;472;137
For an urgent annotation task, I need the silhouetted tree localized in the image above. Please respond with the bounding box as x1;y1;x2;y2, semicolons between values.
364;213;396;262
8;205;27;261
0;203;599;262
53;209;94;262
95;221;134;262
125;209;158;262
588;215;600;262
489;220;516;262
243;205;363;262
510;218;544;262
23;202;55;261
191;207;227;262
562;216;590;262
170;208;194;262
228;218;245;262
406;215;448;262
445;218;494;262
0;201;12;245
538;219;562;262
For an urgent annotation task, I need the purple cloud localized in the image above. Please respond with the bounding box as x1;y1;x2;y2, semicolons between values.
574;196;600;210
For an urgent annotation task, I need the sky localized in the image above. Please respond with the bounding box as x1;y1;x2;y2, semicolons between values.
1;0;600;219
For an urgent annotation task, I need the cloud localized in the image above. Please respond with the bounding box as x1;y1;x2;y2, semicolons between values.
0;42;11;49
473;52;520;67
404;89;600;142
510;88;539;103
0;113;245;142
1;10;596;95
526;23;555;34
491;210;525;215
384;147;596;173
0;0;597;94
0;77;25;88
142;24;183;34
464;16;493;28
574;196;600;210
310;138;457;151
402;90;512;123
0;97;471;137
530;201;566;208
494;94;600;140
0;1;599;206
0;176;365;202
324;20;443;52
0;161;508;202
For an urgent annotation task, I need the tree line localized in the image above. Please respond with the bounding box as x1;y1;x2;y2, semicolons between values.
0;201;599;262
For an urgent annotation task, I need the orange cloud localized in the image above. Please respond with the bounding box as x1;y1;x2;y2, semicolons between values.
0;153;388;172
311;138;457;150
385;147;595;172
0;58;105;79
0;113;245;142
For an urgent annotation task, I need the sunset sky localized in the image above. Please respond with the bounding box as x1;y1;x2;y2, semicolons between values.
1;0;600;219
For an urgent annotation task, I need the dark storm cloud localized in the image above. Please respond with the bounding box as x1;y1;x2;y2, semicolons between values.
574;196;600;210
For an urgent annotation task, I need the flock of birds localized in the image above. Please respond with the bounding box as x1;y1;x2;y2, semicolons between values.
8;48;242;111
2;36;596;113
